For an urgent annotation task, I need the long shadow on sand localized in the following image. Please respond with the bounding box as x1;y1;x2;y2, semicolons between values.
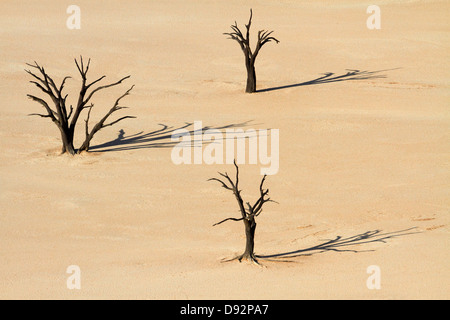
256;227;420;262
256;68;401;93
88;120;256;153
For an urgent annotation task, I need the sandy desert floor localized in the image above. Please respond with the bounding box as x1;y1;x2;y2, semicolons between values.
0;0;449;299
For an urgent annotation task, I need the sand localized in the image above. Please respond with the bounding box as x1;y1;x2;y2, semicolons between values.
0;0;449;299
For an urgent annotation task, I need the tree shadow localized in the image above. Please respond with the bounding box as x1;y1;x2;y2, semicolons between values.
88;120;257;153
256;227;420;262
256;68;401;93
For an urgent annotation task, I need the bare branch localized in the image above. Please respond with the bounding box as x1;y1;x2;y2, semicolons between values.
208;178;233;191
102;115;137;128
44;71;60;96
252;174;276;215
213;217;245;226
218;172;235;189
224;9;279;93
86;75;106;90
67;105;74;119
252;29;279;61
70;63;130;129
246;202;253;215
210;160;277;265
85;57;91;74
29;80;50;94
84;104;94;140
26;57;135;155
233;159;240;190
244;8;252;54
25;67;55;97
211;160;276;224
209;160;278;264
74;57;83;76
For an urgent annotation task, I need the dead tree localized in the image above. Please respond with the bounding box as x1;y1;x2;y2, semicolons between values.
209;161;276;265
25;56;135;155
224;9;279;93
